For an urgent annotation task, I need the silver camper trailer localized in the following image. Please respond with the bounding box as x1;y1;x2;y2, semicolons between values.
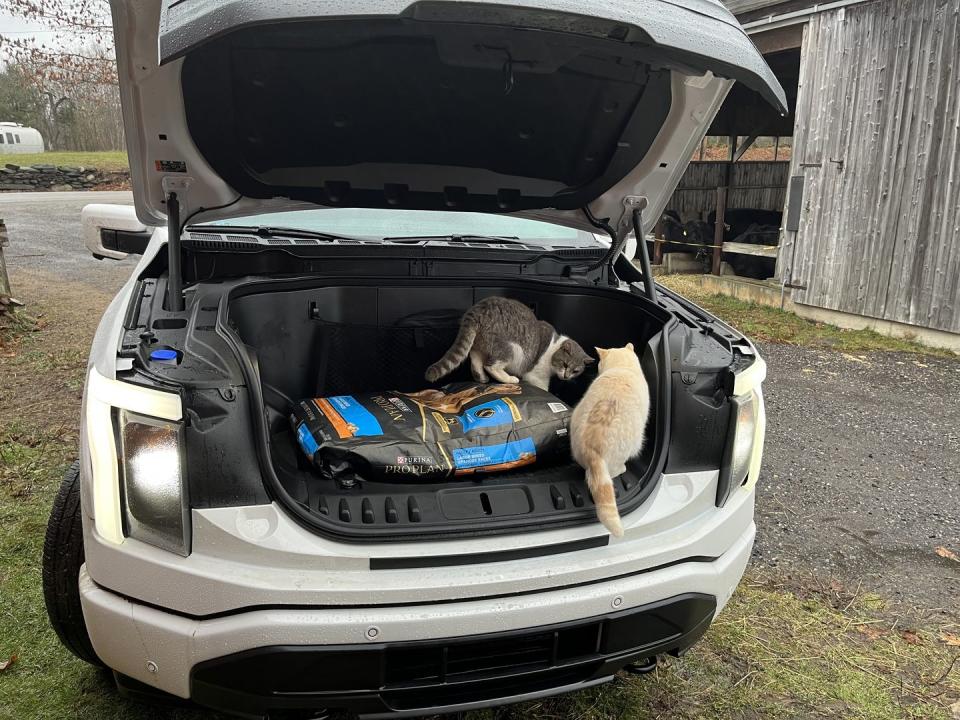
0;123;45;154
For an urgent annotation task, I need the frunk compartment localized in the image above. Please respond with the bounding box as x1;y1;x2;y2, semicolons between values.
312;310;464;397
227;279;670;539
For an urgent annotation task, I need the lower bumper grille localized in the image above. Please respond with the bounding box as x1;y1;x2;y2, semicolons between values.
189;593;716;718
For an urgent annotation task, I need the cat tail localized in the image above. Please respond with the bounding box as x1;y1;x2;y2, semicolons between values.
425;316;478;383
583;451;623;537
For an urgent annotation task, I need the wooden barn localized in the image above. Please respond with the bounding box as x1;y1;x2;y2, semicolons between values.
662;0;960;350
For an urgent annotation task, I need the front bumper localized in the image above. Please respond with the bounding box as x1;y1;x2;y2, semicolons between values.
79;521;754;714
82;469;755;615
188;593;716;719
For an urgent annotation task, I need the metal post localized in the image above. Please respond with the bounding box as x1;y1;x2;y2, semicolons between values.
712;158;732;276
166;192;184;312
712;186;727;276
0;219;11;299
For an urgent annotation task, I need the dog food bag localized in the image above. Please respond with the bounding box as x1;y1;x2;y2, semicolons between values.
290;382;571;484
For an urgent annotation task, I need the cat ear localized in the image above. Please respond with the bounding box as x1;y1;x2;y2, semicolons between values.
594;347;606;358
584;356;595;365
625;342;634;352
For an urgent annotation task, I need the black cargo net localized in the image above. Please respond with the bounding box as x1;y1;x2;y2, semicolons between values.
312;310;465;396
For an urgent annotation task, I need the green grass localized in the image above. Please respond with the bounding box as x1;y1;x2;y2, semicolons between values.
1;296;957;720
0;151;128;172
659;274;956;358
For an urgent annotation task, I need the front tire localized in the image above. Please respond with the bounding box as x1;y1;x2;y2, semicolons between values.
42;460;103;666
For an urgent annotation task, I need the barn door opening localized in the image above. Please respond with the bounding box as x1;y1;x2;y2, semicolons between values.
655;27;803;283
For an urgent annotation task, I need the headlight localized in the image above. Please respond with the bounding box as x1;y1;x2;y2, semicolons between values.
728;392;757;486
119;410;190;555
717;387;766;506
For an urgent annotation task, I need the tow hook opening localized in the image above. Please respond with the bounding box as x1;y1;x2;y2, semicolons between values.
266;711;331;720
623;655;658;675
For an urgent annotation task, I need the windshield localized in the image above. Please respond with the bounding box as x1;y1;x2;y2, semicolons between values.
197;208;604;248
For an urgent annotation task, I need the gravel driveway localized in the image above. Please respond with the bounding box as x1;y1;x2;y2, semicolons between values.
0;191;137;288
756;344;960;612
2;191;958;613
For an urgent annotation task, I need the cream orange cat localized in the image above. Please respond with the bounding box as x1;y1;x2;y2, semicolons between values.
570;344;651;537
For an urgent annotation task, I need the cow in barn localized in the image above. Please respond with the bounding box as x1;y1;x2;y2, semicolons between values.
660;211;684;249
706;209;782;243
724;223;780;279
705;209;783;280
681;220;715;273
644;210;685;260
651;214;718;272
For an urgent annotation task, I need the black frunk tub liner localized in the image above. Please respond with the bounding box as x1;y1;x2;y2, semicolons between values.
291;382;572;485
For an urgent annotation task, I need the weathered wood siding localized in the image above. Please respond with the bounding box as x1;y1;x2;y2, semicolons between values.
784;0;960;334
666;161;789;216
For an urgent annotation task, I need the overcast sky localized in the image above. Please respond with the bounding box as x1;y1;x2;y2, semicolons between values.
0;9;55;42
0;7;113;69
0;6;112;47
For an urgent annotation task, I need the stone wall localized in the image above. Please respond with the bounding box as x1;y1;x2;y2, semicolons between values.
0;163;129;191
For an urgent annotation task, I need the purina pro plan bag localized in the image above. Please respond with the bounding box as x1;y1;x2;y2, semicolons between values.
291;382;571;484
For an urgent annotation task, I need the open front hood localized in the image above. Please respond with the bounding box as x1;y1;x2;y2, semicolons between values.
112;0;786;235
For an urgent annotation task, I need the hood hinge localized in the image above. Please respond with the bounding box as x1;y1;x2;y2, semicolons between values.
619;195;657;303
584;196;657;301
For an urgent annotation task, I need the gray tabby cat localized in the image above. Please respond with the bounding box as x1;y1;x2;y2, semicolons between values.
425;297;594;391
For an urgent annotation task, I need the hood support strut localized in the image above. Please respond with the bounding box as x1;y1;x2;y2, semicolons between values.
165;191;185;312
631;203;658;303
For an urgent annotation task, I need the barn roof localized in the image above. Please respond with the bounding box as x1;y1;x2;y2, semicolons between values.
724;0;821;16
724;0;877;24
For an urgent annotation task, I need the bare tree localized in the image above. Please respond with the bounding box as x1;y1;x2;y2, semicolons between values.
0;0;122;150
0;0;115;83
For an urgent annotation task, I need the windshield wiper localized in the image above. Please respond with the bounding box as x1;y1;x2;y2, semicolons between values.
188;224;359;242
384;234;528;246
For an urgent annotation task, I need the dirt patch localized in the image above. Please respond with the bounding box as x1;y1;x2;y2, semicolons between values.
0;269;110;442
